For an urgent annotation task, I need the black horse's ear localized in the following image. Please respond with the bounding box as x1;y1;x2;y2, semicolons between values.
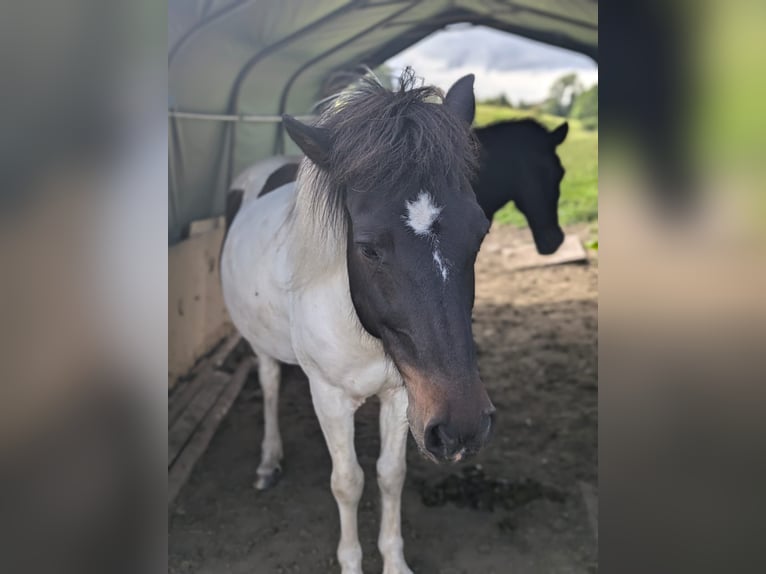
550;122;569;146
282;115;331;169
445;74;476;126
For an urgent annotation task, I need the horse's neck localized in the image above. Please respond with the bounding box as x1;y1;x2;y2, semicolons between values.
476;134;516;208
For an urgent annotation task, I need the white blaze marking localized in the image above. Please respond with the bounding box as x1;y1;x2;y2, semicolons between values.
405;192;441;236
404;191;449;283
433;250;448;282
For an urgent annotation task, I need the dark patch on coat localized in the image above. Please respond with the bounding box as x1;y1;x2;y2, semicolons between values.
259;162;300;197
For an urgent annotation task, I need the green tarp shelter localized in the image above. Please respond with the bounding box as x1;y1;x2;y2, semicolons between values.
168;0;598;243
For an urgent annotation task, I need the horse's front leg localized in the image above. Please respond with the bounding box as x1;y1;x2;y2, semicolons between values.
254;354;283;490
310;380;364;574
377;386;412;574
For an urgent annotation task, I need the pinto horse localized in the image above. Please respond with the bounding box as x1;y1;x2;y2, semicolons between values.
221;71;493;574
474;119;569;254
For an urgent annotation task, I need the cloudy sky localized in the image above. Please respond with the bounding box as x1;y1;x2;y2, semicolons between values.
386;25;597;105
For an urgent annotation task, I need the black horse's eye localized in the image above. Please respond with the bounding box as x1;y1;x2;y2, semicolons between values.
358;243;381;261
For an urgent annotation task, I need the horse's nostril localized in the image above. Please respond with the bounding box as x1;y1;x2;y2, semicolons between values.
424;424;441;457
424;422;457;459
425;412;493;460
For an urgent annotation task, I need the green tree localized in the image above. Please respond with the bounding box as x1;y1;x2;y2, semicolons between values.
542;73;584;117
571;84;598;130
571;84;598;119
481;93;512;108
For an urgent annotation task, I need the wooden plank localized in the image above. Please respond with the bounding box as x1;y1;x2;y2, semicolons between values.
168;370;209;427
168;227;233;386
188;216;224;237
168;376;205;428
501;234;588;272
168;358;254;505
212;333;243;368
168;371;229;467
168;334;241;426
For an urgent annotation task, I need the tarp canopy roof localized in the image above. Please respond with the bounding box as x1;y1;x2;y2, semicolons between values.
168;0;598;243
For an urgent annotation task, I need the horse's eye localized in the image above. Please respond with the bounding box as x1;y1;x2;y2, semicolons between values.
358;243;381;261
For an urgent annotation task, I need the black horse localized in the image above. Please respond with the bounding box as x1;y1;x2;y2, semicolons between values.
474;119;569;254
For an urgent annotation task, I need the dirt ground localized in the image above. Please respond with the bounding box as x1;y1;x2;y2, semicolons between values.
169;224;598;574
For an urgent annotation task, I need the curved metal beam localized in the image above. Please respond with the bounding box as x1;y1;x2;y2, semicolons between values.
273;0;421;154
486;0;597;32
168;1;253;68
361;9;597;66
224;0;367;187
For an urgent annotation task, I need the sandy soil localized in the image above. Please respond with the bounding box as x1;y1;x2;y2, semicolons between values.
169;224;598;574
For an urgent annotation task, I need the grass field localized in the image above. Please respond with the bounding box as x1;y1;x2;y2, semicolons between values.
474;104;598;227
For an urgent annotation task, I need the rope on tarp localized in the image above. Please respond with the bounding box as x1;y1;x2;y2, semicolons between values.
168;111;316;123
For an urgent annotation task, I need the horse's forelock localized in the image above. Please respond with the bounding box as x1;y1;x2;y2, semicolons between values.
290;70;479;286
310;69;478;214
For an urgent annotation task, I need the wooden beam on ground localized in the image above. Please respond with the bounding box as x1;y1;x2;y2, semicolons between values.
213;333;244;368
501;234;588;271
168;371;230;467
168;358;254;506
168;334;241;426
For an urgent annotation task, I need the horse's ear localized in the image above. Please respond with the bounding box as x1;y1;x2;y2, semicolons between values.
444;74;476;126
282;115;331;169
550;122;569;146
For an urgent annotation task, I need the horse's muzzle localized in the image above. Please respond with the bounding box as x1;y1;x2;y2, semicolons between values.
422;408;495;463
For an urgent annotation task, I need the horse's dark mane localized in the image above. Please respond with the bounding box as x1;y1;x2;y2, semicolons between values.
302;68;478;229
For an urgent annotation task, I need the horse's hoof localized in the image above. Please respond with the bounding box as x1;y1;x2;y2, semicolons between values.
253;466;282;490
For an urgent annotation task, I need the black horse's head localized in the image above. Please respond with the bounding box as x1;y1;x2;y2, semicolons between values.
283;70;494;463
475;119;569;254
